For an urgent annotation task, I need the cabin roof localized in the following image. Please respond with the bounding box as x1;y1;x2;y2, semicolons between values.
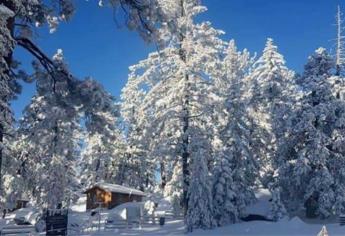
84;182;147;197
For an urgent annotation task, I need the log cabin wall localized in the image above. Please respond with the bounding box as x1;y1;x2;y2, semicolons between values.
85;186;144;210
110;192;143;209
86;187;112;210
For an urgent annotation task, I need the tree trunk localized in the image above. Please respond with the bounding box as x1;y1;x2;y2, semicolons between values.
160;162;167;189
181;104;190;216
177;0;191;216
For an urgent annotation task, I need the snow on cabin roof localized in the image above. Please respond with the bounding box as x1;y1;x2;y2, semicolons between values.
85;183;147;196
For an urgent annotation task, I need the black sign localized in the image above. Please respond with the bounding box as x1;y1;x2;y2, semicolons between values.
46;209;68;236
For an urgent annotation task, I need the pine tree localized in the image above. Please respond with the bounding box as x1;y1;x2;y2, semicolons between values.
120;73;157;191
249;38;295;165
0;0;171;201
268;184;287;220
278;48;345;218
212;40;257;226
1;137;30;208
11;50;124;207
164;161;183;215
122;0;224;229
186;150;215;232
80;124;123;187
246;38;297;219
18;94;81;207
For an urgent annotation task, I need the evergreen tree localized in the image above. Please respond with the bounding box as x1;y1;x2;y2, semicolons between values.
278;48;345;218
13;50;78;207
164;161;183;215
122;0;224;229
248;38;295;170
12;50;122;207
0;0;170;200
247;38;297;219
212;40;257;226
18;94;81;207
80;118;124;187
186;149;215;232
120;73;157;191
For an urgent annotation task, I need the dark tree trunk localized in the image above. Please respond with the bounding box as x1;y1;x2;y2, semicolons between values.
181;105;190;216
177;0;190;216
160;162;166;189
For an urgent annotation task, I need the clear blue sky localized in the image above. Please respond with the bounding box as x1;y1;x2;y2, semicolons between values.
13;0;342;118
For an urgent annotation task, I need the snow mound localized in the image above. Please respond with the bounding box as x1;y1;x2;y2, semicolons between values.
70;195;86;212
107;202;144;221
289;217;305;226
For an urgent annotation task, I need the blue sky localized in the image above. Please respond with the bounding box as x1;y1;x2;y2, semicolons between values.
13;0;342;118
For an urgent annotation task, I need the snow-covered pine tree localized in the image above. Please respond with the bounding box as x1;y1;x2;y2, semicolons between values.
120;73;156;191
114;133;155;191
0;1;76;197
186;149;215;232
248;37;295;170
268;183;287;221
122;0;224;229
247;38;297;219
212;40;257;226
1;137;31;208
80;100;124;187
0;0;171;200
16;51;82;207
12;49;124;207
167;0;224;218
81;134;117;187
278;48;345;218
212;142;239;225
164;161;183;215
18;95;81;207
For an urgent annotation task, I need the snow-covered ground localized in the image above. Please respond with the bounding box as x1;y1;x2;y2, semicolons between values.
62;191;345;236
72;217;345;236
1;190;345;235
2;214;344;236
190;218;342;236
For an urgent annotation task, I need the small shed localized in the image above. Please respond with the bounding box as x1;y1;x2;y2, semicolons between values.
84;183;147;210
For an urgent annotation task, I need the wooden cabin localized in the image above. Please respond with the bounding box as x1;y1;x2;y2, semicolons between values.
84;183;147;210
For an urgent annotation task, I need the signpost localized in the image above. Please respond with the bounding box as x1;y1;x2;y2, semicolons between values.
46;209;68;236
